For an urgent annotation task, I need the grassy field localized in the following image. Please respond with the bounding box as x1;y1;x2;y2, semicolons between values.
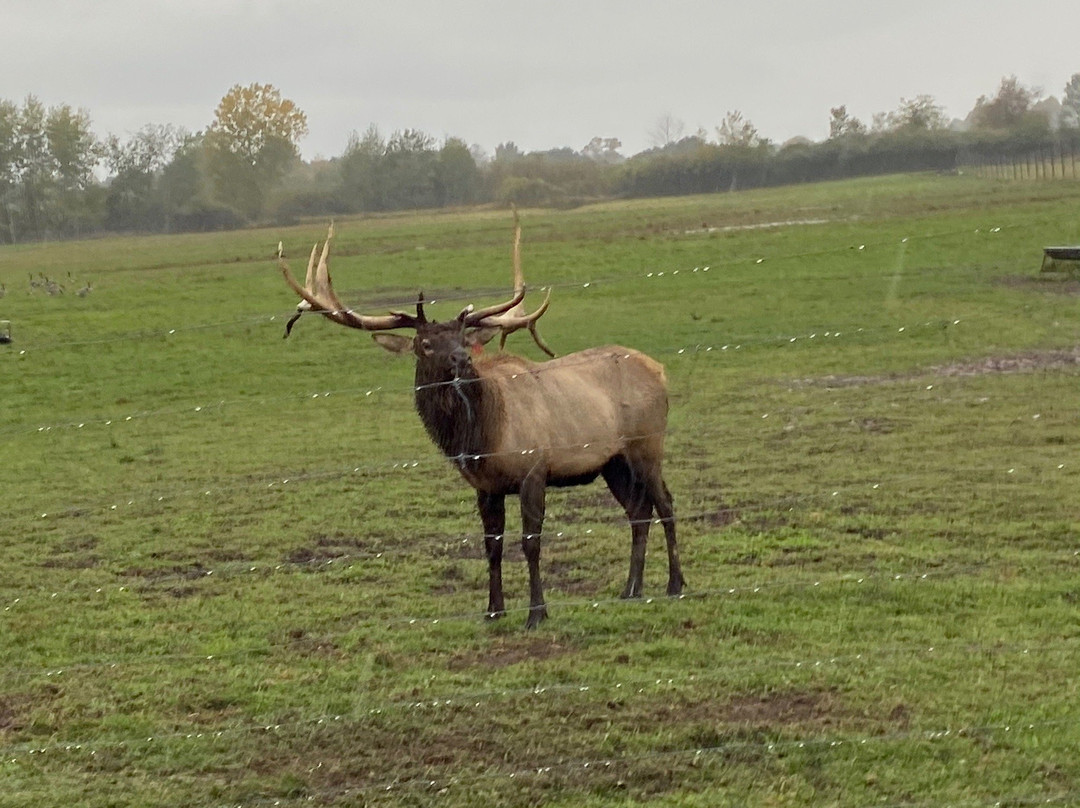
1;173;1079;807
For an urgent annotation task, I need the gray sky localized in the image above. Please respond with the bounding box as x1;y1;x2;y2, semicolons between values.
5;0;1080;161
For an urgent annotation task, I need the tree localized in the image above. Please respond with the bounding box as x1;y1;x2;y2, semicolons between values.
103;124;187;231
434;137;480;206
0;96;100;241
104;124;185;177
889;95;947;131
581;136;624;164
493;142;524;163
46;104;98;194
159;133;205;212
159;133;243;232
715;110;760;146
1061;73;1080;129
0;100;19;240
338;124;386;212
649;114;685;148
382;129;438;210
828;105;866;139
205;83;308;219
968;76;1041;130
338;127;443;212
12;96;55;237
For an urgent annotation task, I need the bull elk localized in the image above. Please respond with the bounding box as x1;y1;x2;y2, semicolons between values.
280;221;684;628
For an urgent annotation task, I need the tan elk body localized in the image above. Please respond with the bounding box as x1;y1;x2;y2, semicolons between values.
439;347;670;489
281;222;684;627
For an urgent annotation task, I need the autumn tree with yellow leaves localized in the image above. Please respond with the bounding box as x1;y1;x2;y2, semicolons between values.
205;83;308;220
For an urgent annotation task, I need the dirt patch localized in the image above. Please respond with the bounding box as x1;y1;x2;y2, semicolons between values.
283;628;343;659
557;489;617;524
445;635;575;671
0;686;60;735
652;687;898;753
854;417;896;434
996;274;1080;295
40;554;100;570
430;562;468;595
122;562;212;581
123;561;227;600
844;524;895;541
0;694;31;732
722;689;848;728
430;539;488;560
545;558;597;597
801;346;1080;388
931;348;1080;377
706;506;739;527
285;532;376;564
653;503;737;529
237;682;909;804
562;490;616;510
40;534;100;570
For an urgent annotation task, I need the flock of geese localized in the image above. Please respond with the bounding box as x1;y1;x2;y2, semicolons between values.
0;273;92;298
0;275;91;343
0;274;91;345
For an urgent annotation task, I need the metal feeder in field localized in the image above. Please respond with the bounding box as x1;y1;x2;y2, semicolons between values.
1040;246;1080;277
0;320;10;344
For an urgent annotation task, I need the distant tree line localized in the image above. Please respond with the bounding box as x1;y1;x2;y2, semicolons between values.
2;75;1080;244
622;81;1080;197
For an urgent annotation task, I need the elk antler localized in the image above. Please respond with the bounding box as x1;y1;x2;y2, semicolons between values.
477;208;556;357
280;223;530;338
464;287;551;332
279;223;421;336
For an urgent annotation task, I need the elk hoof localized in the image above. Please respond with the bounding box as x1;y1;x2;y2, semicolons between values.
667;575;686;597
484;608;505;621
620;580;643;599
524;605;548;630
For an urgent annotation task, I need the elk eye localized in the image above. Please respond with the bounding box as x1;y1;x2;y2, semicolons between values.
420;339;434;355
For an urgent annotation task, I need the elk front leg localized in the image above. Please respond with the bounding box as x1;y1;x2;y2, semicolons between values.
477;491;506;618
519;472;548;629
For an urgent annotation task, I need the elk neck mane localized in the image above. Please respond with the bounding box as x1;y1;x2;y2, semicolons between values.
413;351;526;466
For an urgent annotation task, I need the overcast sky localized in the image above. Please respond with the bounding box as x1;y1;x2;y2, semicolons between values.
5;0;1080;161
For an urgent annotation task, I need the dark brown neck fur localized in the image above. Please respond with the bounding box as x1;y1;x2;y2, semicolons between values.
413;361;500;471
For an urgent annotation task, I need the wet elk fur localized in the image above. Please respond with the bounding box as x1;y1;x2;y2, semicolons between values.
280;223;685;628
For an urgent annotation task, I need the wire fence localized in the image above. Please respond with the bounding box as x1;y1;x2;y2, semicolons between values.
4;701;1077;806
0;310;980;440
2;208;1079;805
0;209;1064;359
959;143;1080;182
6;555;1080;682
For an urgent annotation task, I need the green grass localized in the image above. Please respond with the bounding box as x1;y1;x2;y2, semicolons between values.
1;172;1079;806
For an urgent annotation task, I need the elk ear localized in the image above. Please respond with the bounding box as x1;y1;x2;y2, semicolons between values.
372;333;415;355
465;326;500;348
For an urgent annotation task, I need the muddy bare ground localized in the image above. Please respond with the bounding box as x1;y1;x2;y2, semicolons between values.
237;683;908;805
995;274;1080;295
797;345;1080;389
445;635;575;670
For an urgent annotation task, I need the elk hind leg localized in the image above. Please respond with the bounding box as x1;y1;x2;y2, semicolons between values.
648;475;685;596
519;472;548;629
602;455;653;599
